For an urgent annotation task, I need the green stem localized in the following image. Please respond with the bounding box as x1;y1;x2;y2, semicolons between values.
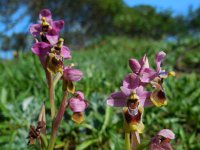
99;106;111;134
40;134;48;149
125;133;131;150
47;130;56;150
46;70;55;119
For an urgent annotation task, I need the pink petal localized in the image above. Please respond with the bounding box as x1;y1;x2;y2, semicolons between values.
120;86;131;96
158;129;175;140
69;97;87;112
31;42;51;56
136;86;152;107
52;20;64;32
156;51;166;72
75;91;85;100
139;55;149;73
160;142;173;150
149;143;166;150
149;137;173;150
61;46;71;59
107;92;127;107
129;59;141;74
39;9;52;23
46;29;59;45
123;73;139;89
140;68;157;83
29;24;41;37
63;68;83;82
39;55;47;68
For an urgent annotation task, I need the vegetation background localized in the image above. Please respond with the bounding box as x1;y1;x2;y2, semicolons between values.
0;0;200;149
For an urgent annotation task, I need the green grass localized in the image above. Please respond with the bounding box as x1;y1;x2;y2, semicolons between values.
0;36;200;149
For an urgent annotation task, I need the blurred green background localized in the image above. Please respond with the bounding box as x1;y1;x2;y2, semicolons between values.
0;0;200;150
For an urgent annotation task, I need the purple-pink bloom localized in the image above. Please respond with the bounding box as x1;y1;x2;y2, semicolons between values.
69;91;88;112
156;51;166;73
31;42;51;67
69;91;88;124
107;86;150;108
122;73;153;107
32;42;51;56
129;55;156;83
157;129;175;140
63;67;83;82
29;9;64;42
31;40;71;59
39;9;52;23
129;55;149;74
149;129;175;150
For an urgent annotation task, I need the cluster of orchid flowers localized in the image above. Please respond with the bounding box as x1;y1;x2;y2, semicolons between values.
27;8;177;150
107;52;175;149
28;9;88;150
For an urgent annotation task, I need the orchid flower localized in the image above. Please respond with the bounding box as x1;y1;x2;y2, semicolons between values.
62;66;83;94
149;129;175;150
129;55;156;83
69;91;88;124
31;38;71;72
122;73;153;107
30;9;64;44
107;89;144;133
107;74;149;133
150;51;175;107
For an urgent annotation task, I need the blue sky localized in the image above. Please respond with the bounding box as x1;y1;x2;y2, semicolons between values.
124;0;200;15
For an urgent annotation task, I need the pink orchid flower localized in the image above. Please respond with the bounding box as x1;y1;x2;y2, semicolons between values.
106;85;150;108
31;38;71;68
62;66;83;93
152;51;175;78
106;85;146;133
129;55;156;83
150;51;175;107
106;74;150;133
63;67;83;82
122;73;153;107
69;91;88;124
29;9;64;44
149;129;175;150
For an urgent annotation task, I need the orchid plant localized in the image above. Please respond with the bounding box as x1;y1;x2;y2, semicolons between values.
107;51;175;149
28;9;88;150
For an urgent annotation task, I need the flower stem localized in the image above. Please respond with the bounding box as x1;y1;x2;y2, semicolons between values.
47;91;68;150
125;132;131;150
46;70;55;120
40;134;48;149
99;106;111;134
47;129;56;150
